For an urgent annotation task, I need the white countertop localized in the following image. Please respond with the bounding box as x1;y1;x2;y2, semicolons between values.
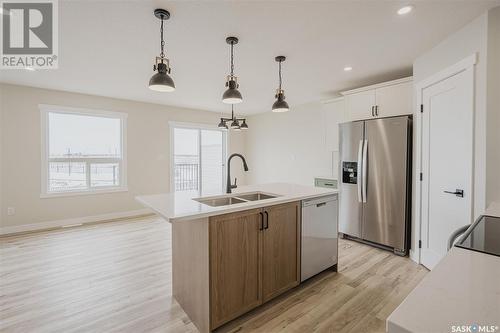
387;246;500;333
387;200;500;333
136;183;338;223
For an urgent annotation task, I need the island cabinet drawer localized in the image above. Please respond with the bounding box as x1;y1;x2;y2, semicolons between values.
209;201;301;330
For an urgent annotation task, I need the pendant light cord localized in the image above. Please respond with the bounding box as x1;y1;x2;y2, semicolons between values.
231;105;235;120
278;60;282;90
230;42;234;76
160;17;165;59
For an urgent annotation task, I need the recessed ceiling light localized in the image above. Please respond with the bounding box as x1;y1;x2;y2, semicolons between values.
25;67;35;71
397;5;414;15
344;66;353;72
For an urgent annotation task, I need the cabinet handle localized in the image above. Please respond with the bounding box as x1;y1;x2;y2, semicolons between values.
375;105;379;116
264;211;269;229
371;106;374;117
259;212;264;230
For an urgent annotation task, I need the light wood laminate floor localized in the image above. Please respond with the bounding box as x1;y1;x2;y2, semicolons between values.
0;217;427;333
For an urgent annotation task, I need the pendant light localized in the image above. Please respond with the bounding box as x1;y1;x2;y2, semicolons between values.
222;37;243;104
272;56;289;112
149;9;175;92
217;105;248;131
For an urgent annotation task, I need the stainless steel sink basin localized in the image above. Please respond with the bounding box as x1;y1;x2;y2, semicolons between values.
194;191;279;207
194;196;246;207
235;192;277;201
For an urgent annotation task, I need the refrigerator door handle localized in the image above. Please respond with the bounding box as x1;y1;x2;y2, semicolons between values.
362;140;368;203
357;140;363;203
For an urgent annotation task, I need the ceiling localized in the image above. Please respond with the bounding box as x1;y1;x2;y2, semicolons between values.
1;0;499;115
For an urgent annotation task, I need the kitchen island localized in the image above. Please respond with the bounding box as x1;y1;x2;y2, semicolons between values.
137;183;338;332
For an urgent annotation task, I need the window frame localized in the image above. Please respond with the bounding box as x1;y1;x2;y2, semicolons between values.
169;121;228;194
40;104;128;198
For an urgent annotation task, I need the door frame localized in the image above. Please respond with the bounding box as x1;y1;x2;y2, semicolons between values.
413;53;477;264
169;121;228;193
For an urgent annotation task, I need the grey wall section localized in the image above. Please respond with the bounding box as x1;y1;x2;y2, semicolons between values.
0;84;246;228
486;7;500;205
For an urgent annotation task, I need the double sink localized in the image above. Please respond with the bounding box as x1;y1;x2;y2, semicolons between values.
194;191;279;207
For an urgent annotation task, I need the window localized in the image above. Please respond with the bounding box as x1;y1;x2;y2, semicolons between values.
40;105;127;197
170;122;227;195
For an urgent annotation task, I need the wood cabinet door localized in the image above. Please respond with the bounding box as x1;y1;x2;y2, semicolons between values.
345;89;376;121
209;209;263;329
262;202;300;302
375;81;412;118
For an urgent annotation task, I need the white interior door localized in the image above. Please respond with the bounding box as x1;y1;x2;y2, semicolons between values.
420;68;474;270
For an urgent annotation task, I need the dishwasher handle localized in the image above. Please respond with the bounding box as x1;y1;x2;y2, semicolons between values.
302;195;338;207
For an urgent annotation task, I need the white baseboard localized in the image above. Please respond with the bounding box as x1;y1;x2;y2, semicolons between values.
0;208;154;236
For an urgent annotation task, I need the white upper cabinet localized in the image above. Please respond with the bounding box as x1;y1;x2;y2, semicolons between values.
342;77;412;121
375;80;412;118
344;90;375;121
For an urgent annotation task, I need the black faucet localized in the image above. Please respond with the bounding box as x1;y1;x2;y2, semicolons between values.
226;153;249;193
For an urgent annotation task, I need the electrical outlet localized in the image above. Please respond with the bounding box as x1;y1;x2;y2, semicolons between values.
7;207;15;216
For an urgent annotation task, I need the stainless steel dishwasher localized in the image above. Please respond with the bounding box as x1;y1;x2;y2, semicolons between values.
301;195;338;282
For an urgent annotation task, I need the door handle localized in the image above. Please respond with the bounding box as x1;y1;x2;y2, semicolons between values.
357;140;363;203
444;189;464;197
362;140;368;203
264;211;269;229
259;212;264;230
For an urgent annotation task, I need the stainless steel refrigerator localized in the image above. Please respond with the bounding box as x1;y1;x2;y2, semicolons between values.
339;115;412;255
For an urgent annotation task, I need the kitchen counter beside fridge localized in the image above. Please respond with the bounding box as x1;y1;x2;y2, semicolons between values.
339;115;412;255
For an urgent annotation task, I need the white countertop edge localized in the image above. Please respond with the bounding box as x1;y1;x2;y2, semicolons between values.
135;183;338;223
170;191;338;223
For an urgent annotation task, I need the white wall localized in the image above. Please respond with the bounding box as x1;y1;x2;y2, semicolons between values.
413;12;488;223
0;84;247;230
486;7;500;205
245;99;346;186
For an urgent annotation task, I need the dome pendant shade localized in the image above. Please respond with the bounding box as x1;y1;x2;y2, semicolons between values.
149;71;175;92
222;87;243;104
222;37;243;104
272;56;289;112
218;119;228;130
272;93;289;112
240;120;248;130
230;118;240;129
149;9;175;92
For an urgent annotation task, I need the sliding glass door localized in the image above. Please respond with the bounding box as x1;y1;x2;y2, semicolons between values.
171;123;227;195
